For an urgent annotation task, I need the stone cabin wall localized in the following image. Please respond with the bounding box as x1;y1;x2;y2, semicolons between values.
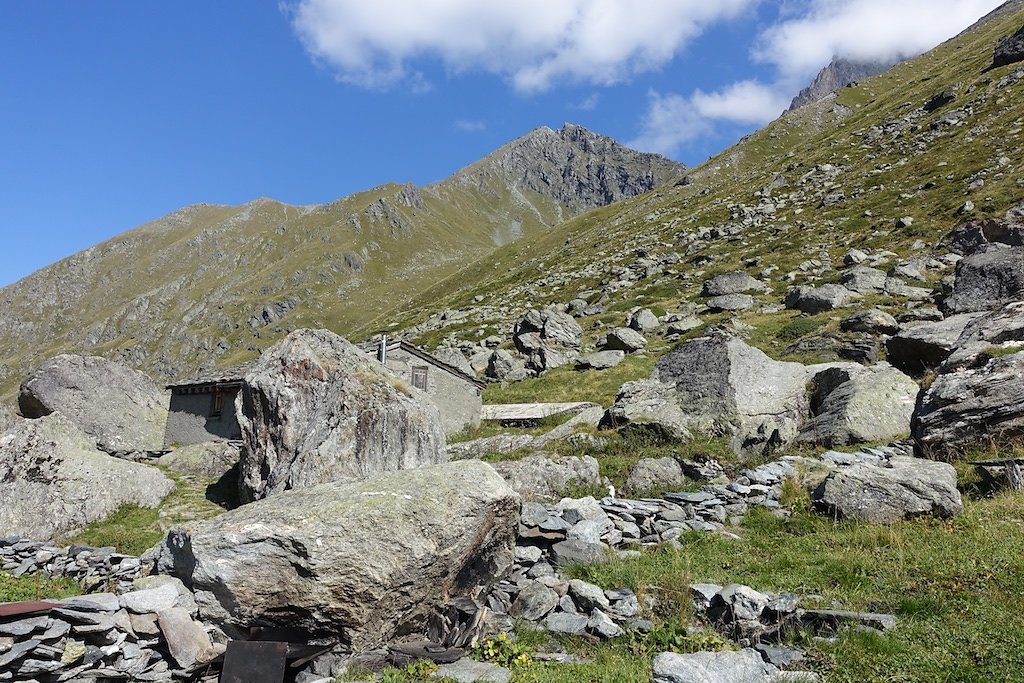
383;348;482;436
163;386;242;447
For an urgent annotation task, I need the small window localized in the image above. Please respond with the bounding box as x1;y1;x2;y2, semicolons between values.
411;366;428;391
211;391;224;417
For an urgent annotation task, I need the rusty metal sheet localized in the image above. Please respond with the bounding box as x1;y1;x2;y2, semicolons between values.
0;600;56;619
220;641;288;683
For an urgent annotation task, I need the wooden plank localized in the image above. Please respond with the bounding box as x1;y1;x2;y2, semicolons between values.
0;600;56;619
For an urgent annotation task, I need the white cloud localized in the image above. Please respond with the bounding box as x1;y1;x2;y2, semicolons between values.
572;93;601;111
285;0;755;91
455;119;486;132
756;0;1005;77
629;81;790;156
631;0;1002;158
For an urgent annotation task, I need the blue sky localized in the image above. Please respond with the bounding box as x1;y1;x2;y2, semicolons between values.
0;1;1002;286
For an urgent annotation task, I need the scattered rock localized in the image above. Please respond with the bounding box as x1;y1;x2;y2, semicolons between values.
576;350;625;371
237;329;446;502
0;414;173;541
513;308;583;372
702;272;764;297
156;461;519;649
840;309;899;336
599;328;648;353
812;456;962;523
18;354;169;453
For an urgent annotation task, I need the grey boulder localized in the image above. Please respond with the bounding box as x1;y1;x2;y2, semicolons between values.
840;266;888;294
599;327;648;353
624;457;687;495
943;301;1024;369
913;350;1024;458
514;307;583;371
785;284;856;314
701;271;764;297
237;329;446;502
18;354;169;453
576;350;625;371
800;365;919;446
840;309;899;336
706;294;755;312
155;461;519;650
0;413;174;541
943;246;1024;314
431;347;475;376
603;380;692;442
812;456;962;523
885;313;982;375
652;649;778;683
629;308;661;333
492;453;601;501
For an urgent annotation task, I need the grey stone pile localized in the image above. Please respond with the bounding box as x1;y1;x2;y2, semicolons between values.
0;537;145;592
0;577;220;682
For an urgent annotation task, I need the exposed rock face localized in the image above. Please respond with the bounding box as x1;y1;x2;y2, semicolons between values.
886;313;983;375
788;56;897;111
237;329;446;503
0;414;174;541
943;300;1024;369
156;461;519;650
18;354;169;453
491;454;602;501
943;247;1024;314
158;441;240;481
812;456;962;523
913;350;1024;458
800;365;919;446
993;23;1024;68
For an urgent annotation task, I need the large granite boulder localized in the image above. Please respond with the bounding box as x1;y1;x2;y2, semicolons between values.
624;457;687;495
913;350;1024;458
784;284;856;314
943;301;1024;369
800;364;919;446
812;456;962;523
943;246;1024;314
599;327;648;353
492;454;602;501
0;414;174;541
885;313;982;375
18;354;169;453
237;329;446;503
653;336;814;436
155;461;519;650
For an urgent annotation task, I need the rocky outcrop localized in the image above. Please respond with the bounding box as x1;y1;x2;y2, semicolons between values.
18;354;169;453
156;461;519;650
800;365;919;446
993;23;1024;68
0;405;16;434
788;56;897;111
237;329;446;502
0;414;173;541
943;301;1024;369
492;454;602;501
943;246;1024;314
812;456;962;523
913;350;1024;458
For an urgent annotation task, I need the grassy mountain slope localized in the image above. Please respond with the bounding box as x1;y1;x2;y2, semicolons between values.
369;2;1024;391
0;125;682;396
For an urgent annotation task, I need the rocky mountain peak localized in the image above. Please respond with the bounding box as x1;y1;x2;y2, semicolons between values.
788;56;899;111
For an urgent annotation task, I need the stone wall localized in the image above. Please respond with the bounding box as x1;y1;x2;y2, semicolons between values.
383;348;482;436
0;536;145;591
162;388;242;447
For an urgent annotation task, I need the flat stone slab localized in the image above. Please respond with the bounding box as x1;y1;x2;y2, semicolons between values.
481;402;600;423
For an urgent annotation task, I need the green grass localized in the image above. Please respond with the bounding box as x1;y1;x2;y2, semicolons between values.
483;355;655;406
0;572;81;603
537;491;1024;683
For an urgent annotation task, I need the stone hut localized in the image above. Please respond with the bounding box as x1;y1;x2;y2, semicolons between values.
363;338;485;436
162;363;254;447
